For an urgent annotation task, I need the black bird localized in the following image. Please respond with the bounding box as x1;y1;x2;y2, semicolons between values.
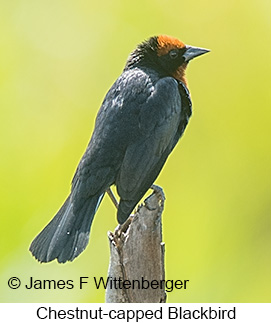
30;35;209;263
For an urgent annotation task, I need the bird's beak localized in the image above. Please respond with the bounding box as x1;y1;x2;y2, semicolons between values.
183;46;210;62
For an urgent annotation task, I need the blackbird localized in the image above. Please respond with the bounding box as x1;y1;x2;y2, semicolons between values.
30;35;209;263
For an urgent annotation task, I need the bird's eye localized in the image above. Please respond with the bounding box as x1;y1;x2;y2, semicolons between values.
169;49;179;59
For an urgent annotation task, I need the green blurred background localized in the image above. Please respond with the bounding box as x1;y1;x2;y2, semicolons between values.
1;0;270;303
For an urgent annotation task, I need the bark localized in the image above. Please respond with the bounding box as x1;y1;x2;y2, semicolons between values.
106;186;166;303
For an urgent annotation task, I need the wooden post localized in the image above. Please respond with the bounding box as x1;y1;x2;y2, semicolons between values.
106;186;166;303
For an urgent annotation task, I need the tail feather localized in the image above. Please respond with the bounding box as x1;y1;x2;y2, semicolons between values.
29;193;104;263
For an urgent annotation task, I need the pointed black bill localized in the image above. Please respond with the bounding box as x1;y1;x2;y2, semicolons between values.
183;46;210;62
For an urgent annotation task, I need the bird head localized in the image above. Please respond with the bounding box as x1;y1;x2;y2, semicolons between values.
126;35;209;86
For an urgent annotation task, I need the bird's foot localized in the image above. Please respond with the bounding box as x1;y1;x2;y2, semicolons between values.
150;184;165;209
111;215;134;248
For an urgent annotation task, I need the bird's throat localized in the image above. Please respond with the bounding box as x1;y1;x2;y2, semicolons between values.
172;64;188;87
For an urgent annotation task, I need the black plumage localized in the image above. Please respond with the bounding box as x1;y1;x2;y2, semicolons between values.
30;35;209;263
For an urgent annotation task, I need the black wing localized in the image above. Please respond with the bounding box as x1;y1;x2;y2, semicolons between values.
70;68;190;224
71;68;158;213
116;76;185;223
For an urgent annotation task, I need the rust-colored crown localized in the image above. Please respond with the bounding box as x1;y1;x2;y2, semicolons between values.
157;35;186;56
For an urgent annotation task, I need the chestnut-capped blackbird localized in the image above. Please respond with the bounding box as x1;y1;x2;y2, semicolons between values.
30;35;209;263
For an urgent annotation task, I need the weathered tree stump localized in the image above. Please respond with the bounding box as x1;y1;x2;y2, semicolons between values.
106;186;166;303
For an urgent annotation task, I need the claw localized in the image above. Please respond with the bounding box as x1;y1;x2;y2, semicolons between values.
151;184;165;200
150;184;165;209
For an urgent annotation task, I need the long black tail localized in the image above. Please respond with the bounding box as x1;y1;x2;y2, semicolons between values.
29;193;104;263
